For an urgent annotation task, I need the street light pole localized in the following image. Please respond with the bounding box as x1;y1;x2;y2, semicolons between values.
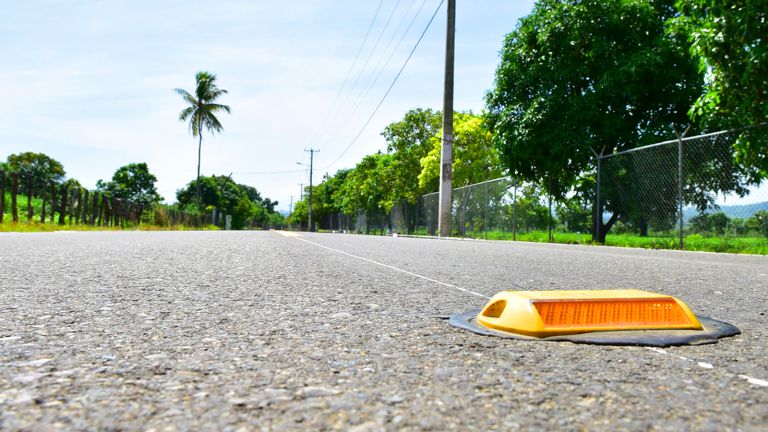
438;0;455;238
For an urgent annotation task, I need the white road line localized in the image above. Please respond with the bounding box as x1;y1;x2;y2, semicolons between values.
739;375;768;387
646;347;767;389
293;237;491;300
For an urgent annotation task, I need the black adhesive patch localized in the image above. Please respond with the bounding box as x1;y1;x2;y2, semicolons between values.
449;309;741;347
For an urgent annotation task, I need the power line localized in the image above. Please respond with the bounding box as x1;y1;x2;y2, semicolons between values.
353;0;428;114
234;168;307;176
314;0;405;150
320;0;446;172
317;0;429;152
309;0;385;149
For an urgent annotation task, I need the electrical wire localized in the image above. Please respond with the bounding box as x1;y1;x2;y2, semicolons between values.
309;0;385;149
317;0;428;152
319;0;445;171
313;0;405;150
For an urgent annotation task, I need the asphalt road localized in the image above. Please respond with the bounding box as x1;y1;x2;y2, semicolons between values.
1;230;766;430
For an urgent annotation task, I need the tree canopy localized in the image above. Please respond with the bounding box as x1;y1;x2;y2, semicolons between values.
485;0;701;198
671;0;768;174
176;175;282;229
5;152;66;184
418;111;503;191
97;163;162;208
382;108;442;203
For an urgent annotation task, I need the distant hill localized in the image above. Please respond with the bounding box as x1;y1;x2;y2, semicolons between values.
684;201;768;222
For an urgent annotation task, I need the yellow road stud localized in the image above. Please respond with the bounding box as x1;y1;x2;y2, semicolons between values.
476;289;703;337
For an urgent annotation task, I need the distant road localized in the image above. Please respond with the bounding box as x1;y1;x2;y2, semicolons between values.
1;231;766;430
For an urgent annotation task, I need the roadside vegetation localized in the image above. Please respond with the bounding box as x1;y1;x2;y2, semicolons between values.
291;0;767;255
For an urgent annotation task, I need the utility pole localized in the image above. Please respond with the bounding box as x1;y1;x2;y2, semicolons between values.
298;149;319;232
306;149;318;232
289;195;294;214
298;183;304;200
438;0;456;238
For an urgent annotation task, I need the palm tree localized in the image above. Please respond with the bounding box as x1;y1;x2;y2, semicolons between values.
175;71;231;204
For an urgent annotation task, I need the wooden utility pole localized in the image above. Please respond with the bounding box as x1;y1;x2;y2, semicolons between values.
306;149;319;232
438;0;456;237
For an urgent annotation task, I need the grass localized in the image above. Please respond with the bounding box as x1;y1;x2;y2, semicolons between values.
475;230;768;255
0;220;220;233
397;227;767;255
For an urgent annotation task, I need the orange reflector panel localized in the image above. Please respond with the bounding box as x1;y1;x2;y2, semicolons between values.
476;290;703;337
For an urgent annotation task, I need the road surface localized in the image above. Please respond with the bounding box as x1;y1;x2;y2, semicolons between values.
1;230;766;430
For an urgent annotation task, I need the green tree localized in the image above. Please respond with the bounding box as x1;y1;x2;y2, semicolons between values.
671;1;767;127
380;108;442;233
689;211;730;235
485;0;702;241
175;71;231;202
177;175;241;214
511;184;551;233
97;163;162;209
382;108;442;201
176;175;280;229
335;153;394;233
418;111;503;190
746;210;768;237
671;0;768;175
6;152;66;184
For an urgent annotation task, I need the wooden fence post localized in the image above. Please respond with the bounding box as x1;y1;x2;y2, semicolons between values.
91;191;98;225
73;189;80;224
82;189;89;224
58;183;67;225
50;183;57;223
26;175;33;221
11;172;19;223
100;195;107;226
40;180;47;223
68;187;75;225
0;170;5;223
111;197;118;227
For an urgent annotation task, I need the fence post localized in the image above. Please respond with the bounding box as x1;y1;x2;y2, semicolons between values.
595;156;602;243
674;126;689;250
0;170;5;223
484;181;489;240
99;194;107;226
548;177;553;243
58;183;67;225
68;188;75;225
50;183;57;223
82;189;89;224
26;175;34;221
512;178;518;241
11;173;19;223
40;180;47;223
91;192;99;225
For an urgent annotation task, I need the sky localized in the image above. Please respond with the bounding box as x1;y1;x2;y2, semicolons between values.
0;0;537;212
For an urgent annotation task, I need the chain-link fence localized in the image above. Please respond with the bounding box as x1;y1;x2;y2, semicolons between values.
598;126;768;251
319;125;766;253
404;177;592;241
326;177;592;241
